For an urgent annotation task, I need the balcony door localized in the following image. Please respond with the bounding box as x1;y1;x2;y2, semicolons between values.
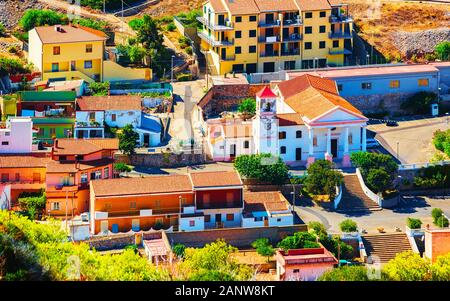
218;14;225;26
221;48;226;60
266;13;274;24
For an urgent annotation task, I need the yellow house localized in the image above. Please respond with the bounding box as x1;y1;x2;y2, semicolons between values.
198;0;353;75
28;24;152;83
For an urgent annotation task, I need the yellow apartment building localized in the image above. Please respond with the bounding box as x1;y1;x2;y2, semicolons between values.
198;0;353;75
28;24;152;83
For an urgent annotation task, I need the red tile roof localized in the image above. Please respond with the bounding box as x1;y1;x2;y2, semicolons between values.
33;25;107;44
53;138;119;156
189;170;243;188
0;154;50;168
294;0;332;11
244;191;290;213
46;158;114;173
77;95;142;111
276;113;304;126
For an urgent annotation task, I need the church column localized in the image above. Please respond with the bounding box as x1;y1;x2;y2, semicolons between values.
325;128;332;161
307;127;315;166
362;126;367;152
343;127;351;167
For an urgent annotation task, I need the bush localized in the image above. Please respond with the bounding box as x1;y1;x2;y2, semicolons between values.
432;129;450;157
435;216;449;228
0;22;6;37
277;232;320;251
18;190;46;219
432;208;444;221
251;238;275;260
89;81;110;96
366;168;391;193
431;208;449;227
435;41;450;61
318;266;369;281
114;162;132;173
339;219;357;232
413;165;450;189
166;22;176;31
238;98;256;116
172;243;186;258
233;153;289;185
185;46;193;55
176;73;192;81
0;57;31;76
19;9;68;32
400;91;438;115
308;221;327;236
178;36;190;48
304;160;343;199
72;18;109;33
406;218;422;229
118;124;139;156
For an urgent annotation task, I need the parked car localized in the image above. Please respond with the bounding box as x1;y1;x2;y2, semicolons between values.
386;120;399;127
366;138;380;148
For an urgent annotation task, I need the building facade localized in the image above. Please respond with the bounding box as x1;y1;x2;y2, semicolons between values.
198;0;353;75
0;117;35;153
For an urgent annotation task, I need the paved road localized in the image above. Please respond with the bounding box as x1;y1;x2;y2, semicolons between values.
294;194;450;234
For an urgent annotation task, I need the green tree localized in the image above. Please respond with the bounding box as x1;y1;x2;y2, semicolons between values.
304;160;343;199
308;221;327;236
366;168;391;193
177;240;254;281
318;266;370;281
17;190;46;220
114;162;132;175
406;217;422;229
118;124;139;156
238;98;256;116
19;9;68;32
233;153;289;185
435;41;450;61
431;207;449;227
400;91;438;115
0;22;6;37
277;232;320;251
89;81;110;96
430;253;450;281
251;238;275;262
339;219;357;232
71;18;109;33
172;244;186;258
128;45;146;65
383;251;431;281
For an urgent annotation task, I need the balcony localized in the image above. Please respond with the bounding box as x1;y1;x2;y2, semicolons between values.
260;51;279;58
281;49;301;57
196;16;233;31
198;31;234;47
283;33;303;42
258;35;281;43
328;48;352;55
328;31;353;39
220;55;236;62
283;18;303;27
329;15;353;23
259;19;281;28
75;121;103;128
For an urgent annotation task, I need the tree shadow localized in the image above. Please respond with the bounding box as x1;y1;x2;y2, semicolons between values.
132;167;170;175
390;196;430;214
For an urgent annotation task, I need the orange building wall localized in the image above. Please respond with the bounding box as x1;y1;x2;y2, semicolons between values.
93;215;179;233
0;167;47;202
46;188;90;217
425;229;450;262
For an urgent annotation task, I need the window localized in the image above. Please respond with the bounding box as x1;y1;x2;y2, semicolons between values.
111;114;117;121
244;140;249;149
15;173;20;182
89;112;96;120
59;155;67;161
53;46;61;55
280;146;286;154
293;269;300;273
418;79;429;87
362;82;372;90
86;44;93;53
333;40;339;48
305;12;312;18
5;132;10;136
81;173;88;183
390;80;400;88
130;201;136;209
337;84;343;91
304;42;312;50
51;202;60;211
1;141;8;146
319;25;326;33
49;128;56;137
235;46;241;54
319;41;326;49
1;173;8;182
279;131;286;139
189;220;195;227
249;30;256;37
226;214;234;221
249;15;257;22
305;26;312;34
104;167;109;179
296;130;302;138
235;31;242;38
84;60;93;69
236;16;242;23
204;215;211;223
348;134;353;145
284;61;296;70
313;136;317;146
249;45;256;53
51;63;59;72
277;218;282;222
95;170;102;179
320;11;326;18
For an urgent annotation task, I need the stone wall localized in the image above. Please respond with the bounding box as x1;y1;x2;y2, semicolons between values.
166;225;307;249
345;93;413;115
115;152;210;168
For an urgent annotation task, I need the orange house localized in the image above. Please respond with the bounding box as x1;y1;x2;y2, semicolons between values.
90;175;195;234
45;138;118;217
0;154;50;204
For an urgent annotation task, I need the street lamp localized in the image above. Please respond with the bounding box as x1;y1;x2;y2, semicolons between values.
396;141;400;162
366;54;370;65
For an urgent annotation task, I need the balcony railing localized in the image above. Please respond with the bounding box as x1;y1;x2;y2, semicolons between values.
259;19;281;27
281;49;301;57
260;51;279;58
258;35;281;43
196;16;233;31
329;15;353;23
75;121;103;128
328;31;353;39
220;55;236;62
328;48;352;55
283;18;302;26
198;31;234;47
282;33;303;42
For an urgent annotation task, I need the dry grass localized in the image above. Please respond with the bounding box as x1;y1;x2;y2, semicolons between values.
231;250;275;265
139;0;203;18
347;0;450;58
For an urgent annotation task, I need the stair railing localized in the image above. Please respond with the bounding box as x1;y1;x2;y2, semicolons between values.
355;168;383;207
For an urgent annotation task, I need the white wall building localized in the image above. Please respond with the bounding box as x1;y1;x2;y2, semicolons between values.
0;184;11;210
0;117;34;153
207;74;368;167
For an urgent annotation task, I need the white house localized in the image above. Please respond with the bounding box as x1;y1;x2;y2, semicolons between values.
0;117;35;153
207;74;368;167
0;184;11;210
75;95;162;146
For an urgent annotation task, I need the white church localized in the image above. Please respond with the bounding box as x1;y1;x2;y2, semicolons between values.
206;74;368;167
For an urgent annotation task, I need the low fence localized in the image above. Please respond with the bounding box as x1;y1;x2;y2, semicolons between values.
399;160;450;171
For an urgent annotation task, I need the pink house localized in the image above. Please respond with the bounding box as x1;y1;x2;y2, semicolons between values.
276;247;338;281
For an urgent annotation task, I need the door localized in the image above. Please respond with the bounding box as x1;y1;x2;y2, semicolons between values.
143;134;150;146
218;14;225;26
111;223;119;233
221;48;226;60
263;62;275;72
296;148;302;161
71;61;76;71
331;139;338;158
100;221;109;233
230;144;236;157
246;63;257;74
215;213;222;227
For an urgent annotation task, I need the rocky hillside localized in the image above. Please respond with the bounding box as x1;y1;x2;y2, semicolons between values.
393;28;450;58
0;0;46;30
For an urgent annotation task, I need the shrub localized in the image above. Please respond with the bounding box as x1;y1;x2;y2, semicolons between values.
233;153;289;185
18;190;46;219
414;165;450;189
0;22;6;37
318;266;369;281
251;238;275;261
114;162;132;173
19;9;68;32
166;22;176;31
238;98;256;116
400;91;438;115
383;251;431;281
406;218;422;229
185;46;193;55
118;124;139;156
308;221;327;236
0;57;31;76
339;219;357;232
432;129;450;157
304;160;343;199
435;216;449;228
432;208;444;221
72;18;109;33
366;168;391;193
178;36;190;48
277;232;320;251
431;208;449;227
435;41;450;61
89;81;110;96
172;243;186;258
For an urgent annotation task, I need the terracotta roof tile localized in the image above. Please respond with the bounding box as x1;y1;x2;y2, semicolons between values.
189;170;242;188
244;191;290;213
254;0;298;12
294;0;331;11
209;0;227;12
277;74;338;99
222;0;260;15
53;138;119;156
46;158;114;173
256;86;277;98
276;113;304;126
77;95;142;111
0;154;50;168
91;175;193;197
33;25;107;44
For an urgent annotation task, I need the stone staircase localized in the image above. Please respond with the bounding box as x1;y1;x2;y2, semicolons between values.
337;175;381;212
362;233;413;263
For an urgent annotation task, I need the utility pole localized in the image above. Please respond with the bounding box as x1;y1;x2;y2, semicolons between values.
65;189;68;232
103;0;105;13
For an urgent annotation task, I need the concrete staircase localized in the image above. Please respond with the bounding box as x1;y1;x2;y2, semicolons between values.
362;233;413;263
337;175;381;212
